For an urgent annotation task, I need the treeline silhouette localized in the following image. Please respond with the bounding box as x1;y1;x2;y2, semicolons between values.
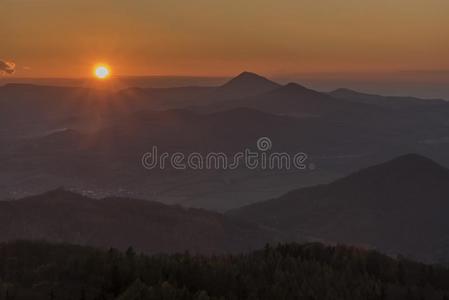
1;241;449;300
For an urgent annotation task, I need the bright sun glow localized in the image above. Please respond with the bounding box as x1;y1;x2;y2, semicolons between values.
94;65;110;79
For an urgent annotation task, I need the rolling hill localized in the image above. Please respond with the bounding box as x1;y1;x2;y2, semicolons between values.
0;189;278;254
230;154;449;262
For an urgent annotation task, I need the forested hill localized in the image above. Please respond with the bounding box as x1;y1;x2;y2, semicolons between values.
1;241;449;300
0;189;276;254
230;154;449;263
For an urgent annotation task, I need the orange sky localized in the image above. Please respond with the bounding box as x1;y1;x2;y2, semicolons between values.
2;0;449;78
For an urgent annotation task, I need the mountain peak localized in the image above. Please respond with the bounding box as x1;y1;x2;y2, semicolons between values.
234;71;268;80
214;72;281;100
270;82;324;97
221;72;280;90
378;153;447;172
237;71;261;77
338;153;449;187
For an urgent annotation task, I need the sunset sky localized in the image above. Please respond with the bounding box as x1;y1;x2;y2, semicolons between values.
2;0;449;78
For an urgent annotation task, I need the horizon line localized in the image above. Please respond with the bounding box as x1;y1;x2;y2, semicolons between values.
3;69;449;81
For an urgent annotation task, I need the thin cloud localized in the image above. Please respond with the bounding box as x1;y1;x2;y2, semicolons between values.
0;60;15;75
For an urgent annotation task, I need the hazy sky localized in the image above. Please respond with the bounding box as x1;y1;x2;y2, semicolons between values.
2;0;449;77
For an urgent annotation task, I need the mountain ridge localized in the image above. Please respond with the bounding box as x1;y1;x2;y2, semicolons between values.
0;189;280;254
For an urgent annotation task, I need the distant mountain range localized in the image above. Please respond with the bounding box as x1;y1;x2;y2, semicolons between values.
2;72;449;212
2;72;448;138
230;154;449;262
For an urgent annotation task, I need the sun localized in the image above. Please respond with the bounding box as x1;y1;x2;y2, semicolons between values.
93;64;111;79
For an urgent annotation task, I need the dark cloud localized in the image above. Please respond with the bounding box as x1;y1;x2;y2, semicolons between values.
0;60;15;75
